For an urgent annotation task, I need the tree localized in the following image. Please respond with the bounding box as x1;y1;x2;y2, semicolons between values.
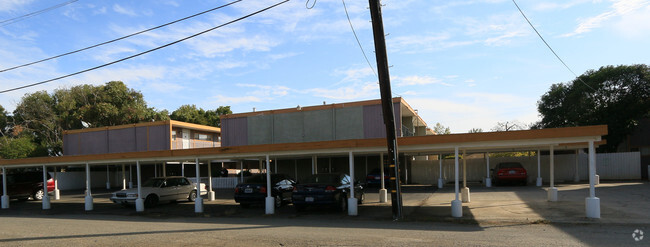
0;105;8;136
11;81;168;157
432;123;451;135
0;135;40;159
491;121;525;132
536;64;650;151
171;105;232;127
468;128;483;133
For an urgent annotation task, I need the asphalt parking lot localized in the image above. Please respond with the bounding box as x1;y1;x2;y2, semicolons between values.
1;181;648;225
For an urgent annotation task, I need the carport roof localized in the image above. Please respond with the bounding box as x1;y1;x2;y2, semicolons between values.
0;125;607;168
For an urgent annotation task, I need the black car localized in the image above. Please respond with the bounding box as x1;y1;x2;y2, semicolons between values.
292;173;364;212
365;168;390;187
0;171;53;201
234;174;295;208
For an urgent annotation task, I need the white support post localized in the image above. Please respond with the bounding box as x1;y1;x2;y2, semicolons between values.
485;153;492;188
53;167;60;200
461;150;470;203
154;164;158;177
438;154;444;189
274;160;278;175
379;153;387;203
240;160;244;183
85;163;93;211
121;164;126;190
208;160;215;201
586;141;600;218
548;146;558;202
536;150;543;187
106;165;111;189
452;147;462;218
312;155;317;175
348;151;358;216
195;158;203;213
181;162;185;177
574;149;580;183
163;162;167;177
265;155;274;214
42;165;50;210
135;161;144;212
1;166;8;209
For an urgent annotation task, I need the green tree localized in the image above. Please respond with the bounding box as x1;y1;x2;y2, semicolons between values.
468;128;483;133
0;134;39;159
12;81;168;157
432;123;451;134
171;105;232;127
0;105;8;136
536;64;650;151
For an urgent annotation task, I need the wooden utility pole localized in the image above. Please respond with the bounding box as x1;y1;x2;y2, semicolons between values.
368;0;403;220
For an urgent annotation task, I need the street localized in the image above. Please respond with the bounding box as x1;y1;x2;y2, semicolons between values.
0;213;646;246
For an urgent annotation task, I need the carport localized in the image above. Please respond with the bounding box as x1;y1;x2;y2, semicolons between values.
1;125;606;219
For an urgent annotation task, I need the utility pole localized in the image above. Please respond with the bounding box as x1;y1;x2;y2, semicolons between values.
368;0;403;220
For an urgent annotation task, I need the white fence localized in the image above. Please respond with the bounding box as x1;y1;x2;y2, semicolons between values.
410;152;641;185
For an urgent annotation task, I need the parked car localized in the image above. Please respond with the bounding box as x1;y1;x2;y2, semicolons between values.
365;168;390;187
234;173;295;208
0;171;54;201
492;162;528;186
110;176;206;208
292;173;364;212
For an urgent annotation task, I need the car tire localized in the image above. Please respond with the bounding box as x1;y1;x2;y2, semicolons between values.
274;195;282;208
338;194;348;212
144;194;159;208
33;189;44;201
188;190;197;202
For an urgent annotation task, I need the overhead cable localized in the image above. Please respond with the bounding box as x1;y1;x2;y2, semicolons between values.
0;0;290;94
511;0;595;91
0;0;243;73
0;0;79;27
342;0;378;79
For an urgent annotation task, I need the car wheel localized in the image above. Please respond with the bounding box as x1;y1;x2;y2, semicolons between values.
274;195;282;208
33;189;44;201
188;190;197;202
338;194;348;212
144;194;159;208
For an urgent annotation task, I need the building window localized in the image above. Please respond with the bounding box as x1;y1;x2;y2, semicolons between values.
172;130;177;140
194;133;211;141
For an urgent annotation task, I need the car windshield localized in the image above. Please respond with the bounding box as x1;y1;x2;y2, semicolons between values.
302;174;339;184
499;163;523;169
142;178;165;187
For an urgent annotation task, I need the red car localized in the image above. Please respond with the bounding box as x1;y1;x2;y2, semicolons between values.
0;171;54;201
492;162;527;186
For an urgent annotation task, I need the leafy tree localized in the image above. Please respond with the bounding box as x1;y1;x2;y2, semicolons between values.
432;122;451;135
171;105;232;127
536;64;650;151
11;81;168;157
0;105;8;136
468;128;483;133
0;135;39;159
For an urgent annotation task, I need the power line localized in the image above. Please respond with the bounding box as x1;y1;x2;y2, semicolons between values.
0;0;79;27
511;0;595;91
0;0;290;94
0;0;243;73
341;0;378;79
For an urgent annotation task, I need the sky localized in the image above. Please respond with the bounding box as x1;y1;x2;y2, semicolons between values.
1;0;649;133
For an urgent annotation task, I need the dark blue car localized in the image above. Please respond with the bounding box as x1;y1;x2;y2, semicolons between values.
292;173;364;212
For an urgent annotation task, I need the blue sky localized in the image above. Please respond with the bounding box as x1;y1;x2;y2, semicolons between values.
1;0;649;133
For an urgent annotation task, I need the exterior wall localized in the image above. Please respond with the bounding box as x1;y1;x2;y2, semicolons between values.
222;102;403;147
410;152;642;185
64;124;172;156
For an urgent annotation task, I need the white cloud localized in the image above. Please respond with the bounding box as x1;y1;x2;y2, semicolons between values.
394;75;451;87
0;0;33;12
213;95;263;104
563;0;650;37
113;4;137;17
147;82;185;93
306;82;379;100
268;52;301;60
